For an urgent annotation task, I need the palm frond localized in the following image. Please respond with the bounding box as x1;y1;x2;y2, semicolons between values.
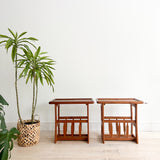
18;32;27;38
0;40;8;45
11;45;17;62
8;28;16;39
0;34;11;39
5;38;13;51
18;40;37;49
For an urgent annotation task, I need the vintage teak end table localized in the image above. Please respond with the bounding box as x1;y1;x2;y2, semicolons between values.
97;98;143;144
49;98;94;143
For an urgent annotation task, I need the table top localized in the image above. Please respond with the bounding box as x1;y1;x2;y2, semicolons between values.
49;98;94;104
96;98;144;104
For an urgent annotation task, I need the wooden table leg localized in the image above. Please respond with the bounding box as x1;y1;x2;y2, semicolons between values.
130;104;133;136
87;104;89;144
55;104;57;143
135;104;139;144
58;105;60;135
101;104;105;143
101;105;103;141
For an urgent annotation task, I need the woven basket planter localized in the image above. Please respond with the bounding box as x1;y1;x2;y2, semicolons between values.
17;120;40;147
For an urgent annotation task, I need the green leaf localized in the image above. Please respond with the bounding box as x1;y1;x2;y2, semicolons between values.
19;44;30;51
27;37;38;41
0;116;6;130
48;66;55;70
39;72;43;85
23;63;30;77
0;148;3;159
22;47;33;59
19;37;38;41
19;68;25;79
17;53;25;58
17;59;25;68
0;135;7;142
26;70;32;84
0;95;8;105
0;34;11;39
9;140;13;151
1;142;9;160
39;56;49;61
11;45;17;62
52;85;54;92
35;46;41;58
0;40;7;45
5;38;13;51
0;149;5;160
40;52;47;55
44;75;49;85
0;129;8;136
0;127;19;160
8;28;16;38
0;108;5;116
18;40;37;49
9;127;20;135
18;32;27;38
15;32;18;39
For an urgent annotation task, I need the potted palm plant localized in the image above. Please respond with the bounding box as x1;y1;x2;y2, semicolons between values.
0;28;38;124
0;29;55;147
17;46;55;146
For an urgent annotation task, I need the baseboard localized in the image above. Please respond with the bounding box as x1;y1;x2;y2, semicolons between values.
6;121;160;132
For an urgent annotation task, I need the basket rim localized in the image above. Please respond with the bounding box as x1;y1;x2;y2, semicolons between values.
17;119;40;126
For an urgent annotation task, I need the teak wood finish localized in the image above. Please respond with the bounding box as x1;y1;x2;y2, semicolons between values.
49;98;94;143
97;98;143;144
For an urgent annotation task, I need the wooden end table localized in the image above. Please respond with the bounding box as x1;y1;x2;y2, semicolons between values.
97;98;143;144
49;98;94;143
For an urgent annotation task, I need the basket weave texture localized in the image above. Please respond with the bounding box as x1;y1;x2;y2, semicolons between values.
17;120;40;147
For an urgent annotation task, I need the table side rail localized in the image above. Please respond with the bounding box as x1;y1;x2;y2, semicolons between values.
97;98;143;104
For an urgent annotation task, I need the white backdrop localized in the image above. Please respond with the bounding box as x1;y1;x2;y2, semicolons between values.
0;0;159;131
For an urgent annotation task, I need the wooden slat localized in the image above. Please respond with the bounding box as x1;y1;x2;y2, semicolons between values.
118;123;121;137
116;121;119;135
109;122;112;137
63;122;67;136
123;122;126;135
79;122;82;137
71;122;74;136
126;123;129;137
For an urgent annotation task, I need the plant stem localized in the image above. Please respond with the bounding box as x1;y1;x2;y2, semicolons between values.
31;81;38;123
31;76;36;123
15;53;23;124
34;82;38;113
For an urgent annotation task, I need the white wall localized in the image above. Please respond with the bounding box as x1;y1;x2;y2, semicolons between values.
0;0;159;131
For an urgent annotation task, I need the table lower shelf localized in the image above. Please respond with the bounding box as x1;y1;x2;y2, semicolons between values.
57;134;88;141
104;134;136;141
